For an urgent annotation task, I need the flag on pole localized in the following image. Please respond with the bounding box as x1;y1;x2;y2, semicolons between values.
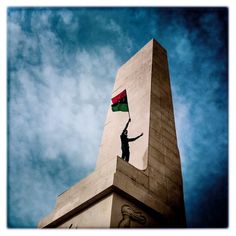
111;89;129;112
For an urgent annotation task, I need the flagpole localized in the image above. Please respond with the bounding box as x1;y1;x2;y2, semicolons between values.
126;89;131;120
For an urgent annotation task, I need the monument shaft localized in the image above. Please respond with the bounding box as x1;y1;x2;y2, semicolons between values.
38;39;186;228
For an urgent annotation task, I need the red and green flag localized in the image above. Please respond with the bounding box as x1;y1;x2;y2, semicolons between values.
111;89;129;112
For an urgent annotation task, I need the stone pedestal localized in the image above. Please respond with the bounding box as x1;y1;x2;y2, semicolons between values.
38;39;186;228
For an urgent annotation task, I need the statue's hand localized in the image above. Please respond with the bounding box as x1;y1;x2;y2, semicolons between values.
128;118;131;122
140;133;143;136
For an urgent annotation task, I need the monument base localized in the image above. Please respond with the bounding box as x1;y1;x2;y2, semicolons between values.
38;157;177;228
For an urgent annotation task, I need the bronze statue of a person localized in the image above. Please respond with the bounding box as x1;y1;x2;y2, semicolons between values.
120;118;143;162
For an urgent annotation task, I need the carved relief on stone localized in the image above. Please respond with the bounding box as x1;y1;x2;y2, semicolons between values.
118;204;146;228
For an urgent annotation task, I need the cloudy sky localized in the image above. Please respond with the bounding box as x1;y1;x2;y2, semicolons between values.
7;7;228;228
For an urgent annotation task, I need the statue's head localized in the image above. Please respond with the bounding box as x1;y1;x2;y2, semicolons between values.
124;130;128;135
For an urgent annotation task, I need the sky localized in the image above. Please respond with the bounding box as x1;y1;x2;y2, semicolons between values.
7;7;228;228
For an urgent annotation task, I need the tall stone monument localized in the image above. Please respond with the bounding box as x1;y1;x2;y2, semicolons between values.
38;39;186;228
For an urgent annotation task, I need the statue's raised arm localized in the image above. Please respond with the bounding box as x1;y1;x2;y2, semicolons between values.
122;118;131;135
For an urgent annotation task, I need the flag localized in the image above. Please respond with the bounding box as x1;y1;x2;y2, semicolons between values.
111;89;129;112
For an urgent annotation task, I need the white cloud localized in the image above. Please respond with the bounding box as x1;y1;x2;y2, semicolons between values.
10;44;119;167
8;14;120;226
103;18;133;53
175;35;193;63
58;9;73;25
173;91;194;170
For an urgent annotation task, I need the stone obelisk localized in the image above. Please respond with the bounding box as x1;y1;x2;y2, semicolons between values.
38;38;186;228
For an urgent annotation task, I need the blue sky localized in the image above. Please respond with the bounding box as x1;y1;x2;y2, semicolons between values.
7;7;228;228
